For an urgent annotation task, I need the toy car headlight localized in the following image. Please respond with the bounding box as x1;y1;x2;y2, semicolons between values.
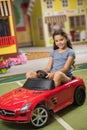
20;103;31;113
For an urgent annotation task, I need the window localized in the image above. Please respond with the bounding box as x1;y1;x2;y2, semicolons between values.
46;0;53;9
80;15;85;26
61;0;68;7
0;18;10;36
69;15;85;28
77;0;83;6
0;1;11;36
75;16;80;27
69;15;86;42
69;17;75;28
48;22;65;37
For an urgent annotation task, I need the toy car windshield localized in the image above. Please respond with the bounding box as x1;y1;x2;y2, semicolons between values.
23;78;55;90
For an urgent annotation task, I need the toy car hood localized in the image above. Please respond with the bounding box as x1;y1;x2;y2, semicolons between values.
0;87;47;110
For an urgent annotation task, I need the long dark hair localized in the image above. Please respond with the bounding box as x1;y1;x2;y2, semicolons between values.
53;29;72;50
53;29;75;68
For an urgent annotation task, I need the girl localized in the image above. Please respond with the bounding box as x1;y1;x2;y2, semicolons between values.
26;29;75;87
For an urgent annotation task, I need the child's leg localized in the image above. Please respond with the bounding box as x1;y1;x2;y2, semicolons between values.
53;71;71;87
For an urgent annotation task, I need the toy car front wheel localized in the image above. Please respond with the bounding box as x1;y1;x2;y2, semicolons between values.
30;105;49;128
74;86;86;106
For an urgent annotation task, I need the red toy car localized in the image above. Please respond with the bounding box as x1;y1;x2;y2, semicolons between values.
0;77;86;128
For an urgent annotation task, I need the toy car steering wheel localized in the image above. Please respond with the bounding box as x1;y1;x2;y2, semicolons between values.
36;70;48;78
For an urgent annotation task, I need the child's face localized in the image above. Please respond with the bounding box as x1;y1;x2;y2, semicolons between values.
54;34;67;49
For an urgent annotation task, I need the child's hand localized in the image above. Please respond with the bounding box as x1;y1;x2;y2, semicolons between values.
26;71;37;79
46;73;54;79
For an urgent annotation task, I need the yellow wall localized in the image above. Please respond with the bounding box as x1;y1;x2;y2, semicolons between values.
31;0;45;46
16;17;32;46
0;45;17;55
43;0;86;12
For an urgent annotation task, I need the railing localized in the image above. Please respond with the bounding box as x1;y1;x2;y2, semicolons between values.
0;36;16;47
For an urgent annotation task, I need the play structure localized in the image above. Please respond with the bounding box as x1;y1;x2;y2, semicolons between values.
0;0;18;59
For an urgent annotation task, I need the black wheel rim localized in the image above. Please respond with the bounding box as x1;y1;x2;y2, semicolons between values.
75;88;85;105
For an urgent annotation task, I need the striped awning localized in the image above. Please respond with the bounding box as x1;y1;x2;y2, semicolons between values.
0;1;11;16
45;15;67;25
27;0;35;16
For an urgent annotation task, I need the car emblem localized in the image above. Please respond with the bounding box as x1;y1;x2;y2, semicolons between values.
1;110;7;116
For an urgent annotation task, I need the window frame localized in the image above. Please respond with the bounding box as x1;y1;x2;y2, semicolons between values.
46;0;54;9
61;0;69;8
77;0;84;6
69;15;85;28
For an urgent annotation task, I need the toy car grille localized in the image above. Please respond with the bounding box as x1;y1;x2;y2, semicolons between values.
0;109;15;116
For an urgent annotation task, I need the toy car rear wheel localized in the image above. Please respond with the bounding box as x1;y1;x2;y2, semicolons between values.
74;86;86;106
30;105;49;128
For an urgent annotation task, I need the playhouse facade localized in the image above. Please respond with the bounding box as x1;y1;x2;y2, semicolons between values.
28;0;87;46
0;0;87;51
